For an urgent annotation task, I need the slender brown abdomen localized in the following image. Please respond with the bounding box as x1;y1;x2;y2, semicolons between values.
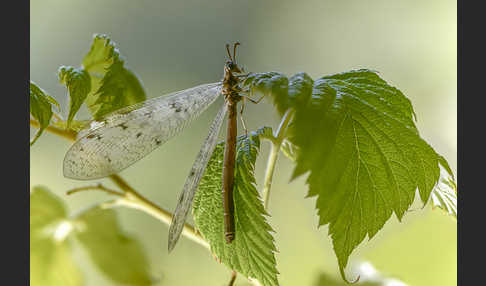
222;99;237;243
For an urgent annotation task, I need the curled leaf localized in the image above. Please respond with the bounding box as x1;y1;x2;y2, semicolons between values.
30;81;59;146
58;66;91;128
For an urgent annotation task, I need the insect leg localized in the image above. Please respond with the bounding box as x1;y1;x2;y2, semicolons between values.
245;93;266;104
239;97;249;136
226;44;234;61
237;85;266;105
236;73;251;79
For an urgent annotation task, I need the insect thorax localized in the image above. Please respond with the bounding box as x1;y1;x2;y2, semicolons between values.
222;65;242;104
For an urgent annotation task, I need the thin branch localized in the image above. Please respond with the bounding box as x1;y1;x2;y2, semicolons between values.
108;174;208;248
30;119;77;142
66;183;124;197
112;196;209;249
108;174;138;195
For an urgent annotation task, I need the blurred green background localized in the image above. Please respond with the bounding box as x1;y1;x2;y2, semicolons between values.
30;0;456;285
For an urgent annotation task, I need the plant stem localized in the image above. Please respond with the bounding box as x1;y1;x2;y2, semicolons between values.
117;193;209;249
262;144;279;209
108;174;209;248
30;119;77;141
261;109;294;210
67;183;124;196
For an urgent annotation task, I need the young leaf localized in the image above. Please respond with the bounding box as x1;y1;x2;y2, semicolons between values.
193;127;279;286
243;72;289;116
29;81;59;146
30;186;83;286
80;34;146;119
73;206;154;286
430;175;457;218
244;69;455;281
90;60;146;119
82;34;120;74
58;66;91;128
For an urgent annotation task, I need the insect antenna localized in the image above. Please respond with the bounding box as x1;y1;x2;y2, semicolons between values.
226;43;234;62
233;42;240;64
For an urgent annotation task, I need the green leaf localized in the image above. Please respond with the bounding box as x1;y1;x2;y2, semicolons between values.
31;239;83;286
74;206;154;285
29;81;59;146
30;186;67;232
81;34;146;119
82;33;120;74
89;60;146;119
245;69;454;281
58;66;91;128
243;72;289;116
193;127;279;286
295;70;452;280
430;175;457;218
30;186;83;286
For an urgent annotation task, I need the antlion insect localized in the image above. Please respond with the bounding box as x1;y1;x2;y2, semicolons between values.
63;43;263;251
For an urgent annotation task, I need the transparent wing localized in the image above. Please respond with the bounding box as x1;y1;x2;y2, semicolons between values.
167;102;228;252
63;82;222;180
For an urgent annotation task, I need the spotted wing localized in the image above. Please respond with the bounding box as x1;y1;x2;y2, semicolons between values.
168;102;228;252
63;82;222;180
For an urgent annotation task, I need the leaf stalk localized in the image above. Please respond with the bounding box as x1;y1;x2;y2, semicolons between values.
261;109;294;209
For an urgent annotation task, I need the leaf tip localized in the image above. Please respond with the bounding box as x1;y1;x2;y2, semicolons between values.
339;266;360;284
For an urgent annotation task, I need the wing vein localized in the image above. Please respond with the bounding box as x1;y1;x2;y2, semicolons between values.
63;83;222;180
